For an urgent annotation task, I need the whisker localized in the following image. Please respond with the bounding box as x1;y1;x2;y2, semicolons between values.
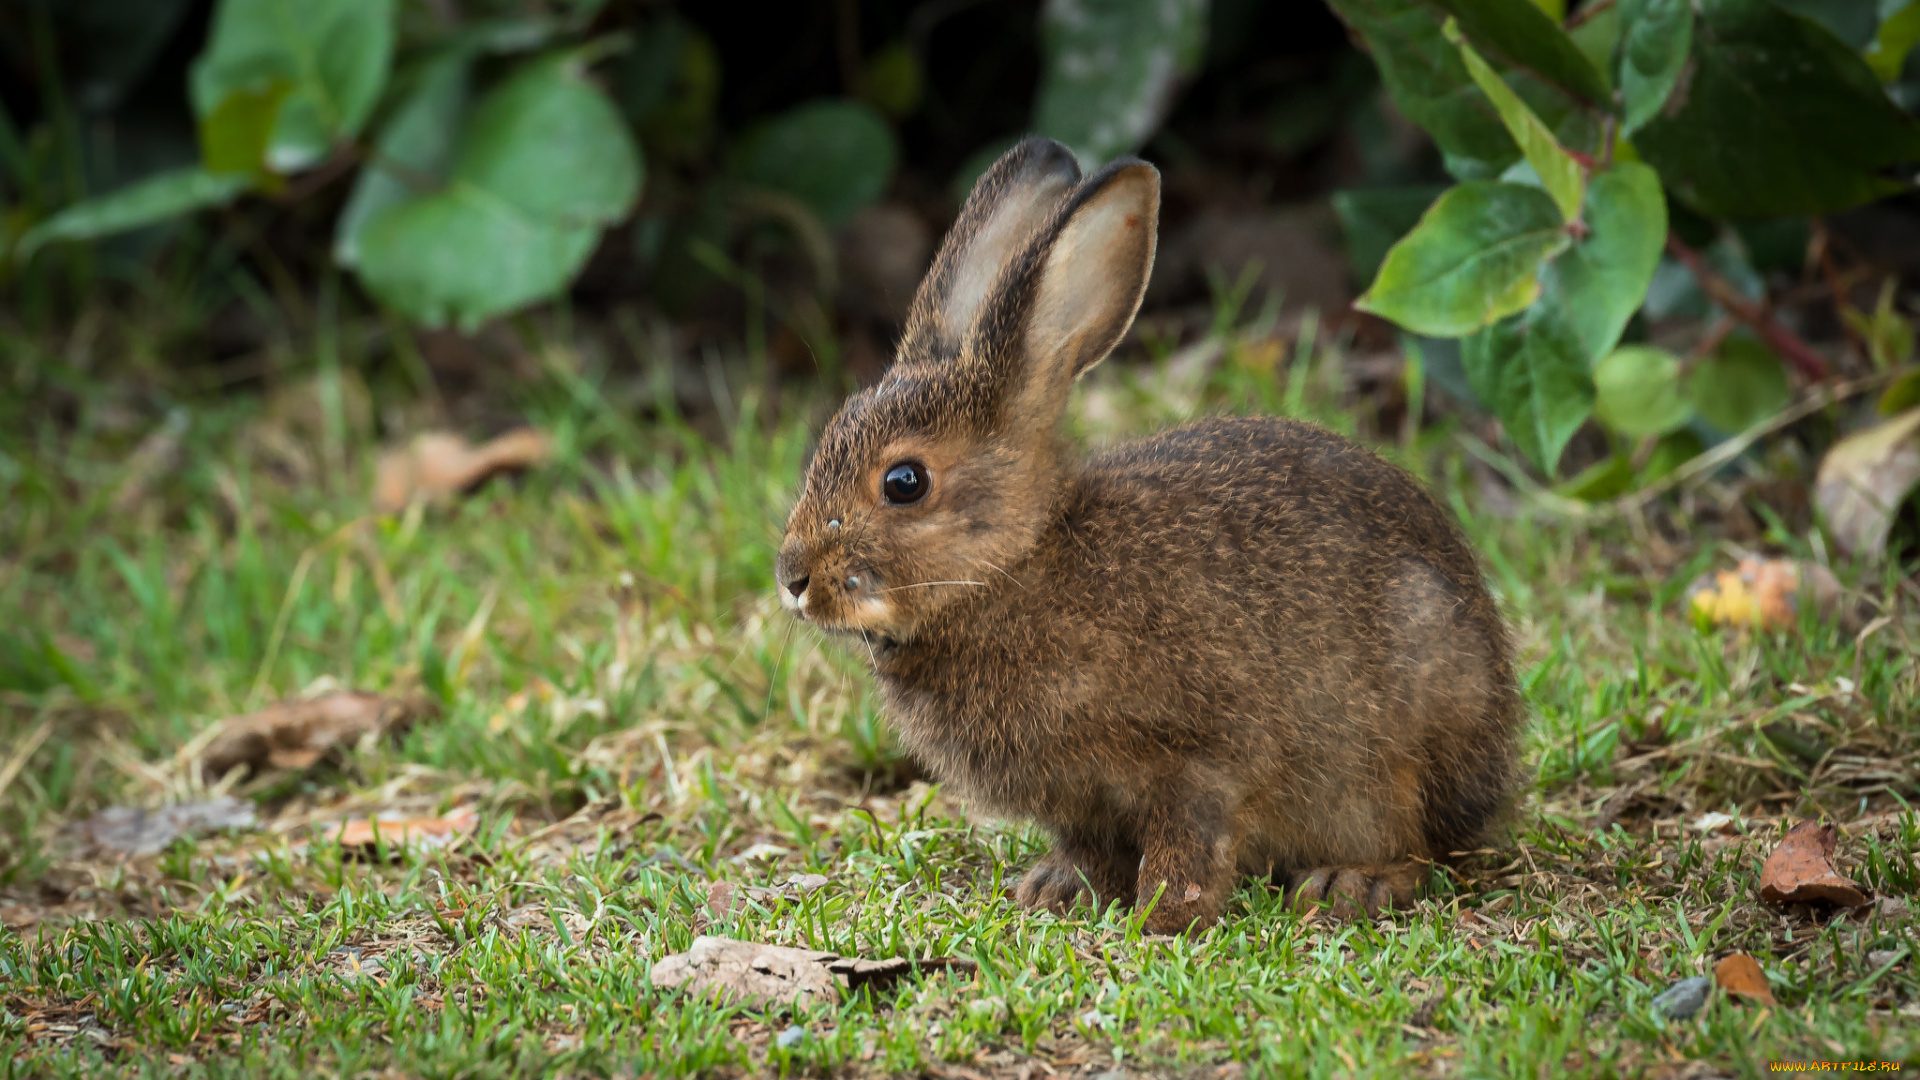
882;580;988;593
975;559;1027;591
761;617;799;726
858;629;880;670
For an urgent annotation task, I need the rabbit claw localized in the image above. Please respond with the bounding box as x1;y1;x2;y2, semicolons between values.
1284;863;1420;920
1015;850;1131;916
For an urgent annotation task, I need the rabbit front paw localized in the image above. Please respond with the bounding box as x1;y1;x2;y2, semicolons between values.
1015;849;1134;916
1285;862;1421;920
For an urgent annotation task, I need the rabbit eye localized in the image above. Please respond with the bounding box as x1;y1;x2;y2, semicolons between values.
883;461;929;505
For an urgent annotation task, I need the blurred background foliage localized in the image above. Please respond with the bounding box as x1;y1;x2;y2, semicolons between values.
4;0;1920;515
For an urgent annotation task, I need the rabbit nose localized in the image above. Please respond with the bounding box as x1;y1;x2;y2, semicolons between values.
784;574;810;599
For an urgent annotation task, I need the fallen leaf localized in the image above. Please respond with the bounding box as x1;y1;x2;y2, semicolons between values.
72;796;257;856
1815;407;1920;560
1712;953;1777;1005
200;691;429;779
1652;974;1712;1020
324;804;481;854
648;935;976;1007
374;428;552;513
1690;811;1737;834
696;874;836;930
1685;557;1843;631
1758;820;1871;908
703;880;743;925
786;872;830;895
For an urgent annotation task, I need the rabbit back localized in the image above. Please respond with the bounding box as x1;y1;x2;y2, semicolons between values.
878;414;1520;873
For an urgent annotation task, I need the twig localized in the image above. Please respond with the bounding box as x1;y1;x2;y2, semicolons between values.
1619;366;1911;509
1687;315;1737;361
1666;235;1829;380
1565;0;1617;29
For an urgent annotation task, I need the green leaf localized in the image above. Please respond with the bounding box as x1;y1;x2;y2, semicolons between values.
1462;295;1594;471
453;54;640;225
1331;184;1447;287
727;100;898;228
1033;0;1209;165
1868;0;1920;81
199;77;293;177
190;0;396;174
1444;18;1585;221
356;185;599;331
1325;0;1600;178
1556;452;1635;500
352;50;642;329
1641;429;1705;484
1773;0;1879;47
1550;163;1667;361
1841;278;1915;369
1326;0;1519;175
1427;0;1610;103
335;54;470;268
1685;335;1791;432
1453;163;1665;471
1566;3;1620;88
14;168;252;259
1878;368;1920;414
1633;0;1920;218
1355;181;1571;338
1594;344;1692;436
1615;0;1692;135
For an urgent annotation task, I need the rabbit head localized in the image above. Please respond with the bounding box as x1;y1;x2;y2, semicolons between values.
776;137;1159;641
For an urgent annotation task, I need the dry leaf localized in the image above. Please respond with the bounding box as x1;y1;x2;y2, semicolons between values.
1815;407;1920;560
649;936;976;1007
73;796;257;856
1685;558;1843;631
703;880;743;925
374;428;552;513
324;804;480;853
200;691;428;778
1758;820;1871;908
696;874;837;930
1712;953;1777;1005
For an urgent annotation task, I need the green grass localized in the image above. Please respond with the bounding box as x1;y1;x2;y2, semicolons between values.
2;310;1917;1078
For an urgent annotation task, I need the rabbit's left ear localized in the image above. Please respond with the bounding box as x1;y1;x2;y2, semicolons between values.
980;159;1159;431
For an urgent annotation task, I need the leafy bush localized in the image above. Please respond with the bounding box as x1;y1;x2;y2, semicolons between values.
1326;0;1920;475
3;0;1206;331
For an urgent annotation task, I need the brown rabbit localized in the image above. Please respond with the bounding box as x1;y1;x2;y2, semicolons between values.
775;137;1521;932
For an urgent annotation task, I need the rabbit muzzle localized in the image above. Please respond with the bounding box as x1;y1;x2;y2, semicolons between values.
774;538;895;634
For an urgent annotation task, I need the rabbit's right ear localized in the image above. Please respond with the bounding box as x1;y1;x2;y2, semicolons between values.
898;138;1081;362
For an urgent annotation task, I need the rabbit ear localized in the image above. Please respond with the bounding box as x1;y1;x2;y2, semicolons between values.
980;158;1159;431
899;138;1081;362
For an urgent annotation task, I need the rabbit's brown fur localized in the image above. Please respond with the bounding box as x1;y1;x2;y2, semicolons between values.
776;137;1521;932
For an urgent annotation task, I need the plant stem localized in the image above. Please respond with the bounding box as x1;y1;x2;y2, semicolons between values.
1665;235;1829;380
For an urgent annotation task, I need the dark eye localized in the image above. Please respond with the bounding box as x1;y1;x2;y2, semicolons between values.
883;461;929;505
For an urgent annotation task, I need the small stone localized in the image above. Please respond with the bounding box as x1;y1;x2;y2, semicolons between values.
1876;896;1910;920
776;1025;808;1049
1653;975;1713;1020
1866;948;1903;970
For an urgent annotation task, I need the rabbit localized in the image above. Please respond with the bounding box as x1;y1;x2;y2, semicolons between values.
774;136;1522;933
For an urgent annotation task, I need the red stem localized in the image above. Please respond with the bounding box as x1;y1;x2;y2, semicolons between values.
1665;235;1828;380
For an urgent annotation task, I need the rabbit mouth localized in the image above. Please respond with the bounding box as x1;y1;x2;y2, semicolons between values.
780;568;898;635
